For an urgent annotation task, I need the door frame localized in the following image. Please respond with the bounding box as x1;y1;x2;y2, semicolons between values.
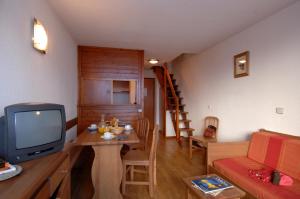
144;78;155;130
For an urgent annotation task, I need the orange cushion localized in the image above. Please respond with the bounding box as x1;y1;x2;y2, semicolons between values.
248;132;269;164
264;135;288;168
214;157;300;199
277;140;300;181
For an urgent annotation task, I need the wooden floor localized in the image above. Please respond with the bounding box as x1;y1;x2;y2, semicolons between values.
72;134;206;199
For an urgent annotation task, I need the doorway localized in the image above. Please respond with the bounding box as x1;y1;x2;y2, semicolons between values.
144;78;155;130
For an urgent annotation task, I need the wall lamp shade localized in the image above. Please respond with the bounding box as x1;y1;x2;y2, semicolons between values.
32;18;48;54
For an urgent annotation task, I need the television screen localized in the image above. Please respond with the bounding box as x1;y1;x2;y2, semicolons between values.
14;110;62;149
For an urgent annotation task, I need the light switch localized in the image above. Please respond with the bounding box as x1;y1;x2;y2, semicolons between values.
276;107;284;114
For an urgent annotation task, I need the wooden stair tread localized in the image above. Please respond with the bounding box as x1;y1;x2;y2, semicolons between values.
167;92;180;95
168;96;183;99
171;110;188;114
167;90;180;92
180;119;191;122
167;84;178;88
167;88;179;91
173;119;191;123
169;104;185;107
179;128;195;132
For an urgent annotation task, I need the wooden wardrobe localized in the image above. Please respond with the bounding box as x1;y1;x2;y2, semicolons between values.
77;46;144;134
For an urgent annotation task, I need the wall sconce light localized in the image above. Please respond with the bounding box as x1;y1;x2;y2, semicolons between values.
32;18;48;54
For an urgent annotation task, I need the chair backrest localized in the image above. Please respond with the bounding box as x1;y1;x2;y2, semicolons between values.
149;125;159;163
204;116;219;132
136;118;150;150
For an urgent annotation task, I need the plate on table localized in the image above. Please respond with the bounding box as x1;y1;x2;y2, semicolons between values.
0;165;22;181
101;135;116;140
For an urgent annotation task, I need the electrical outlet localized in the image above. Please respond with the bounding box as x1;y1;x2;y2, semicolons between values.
276;107;284;114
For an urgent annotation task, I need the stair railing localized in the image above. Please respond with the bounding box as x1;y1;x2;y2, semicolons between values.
162;63;180;143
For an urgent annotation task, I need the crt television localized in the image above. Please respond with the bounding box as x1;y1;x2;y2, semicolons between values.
0;103;66;163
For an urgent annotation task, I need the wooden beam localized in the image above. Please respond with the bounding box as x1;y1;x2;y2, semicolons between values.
66;117;78;131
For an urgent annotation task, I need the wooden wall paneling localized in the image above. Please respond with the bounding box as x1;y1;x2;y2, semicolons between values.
78;46;144;134
80;78;112;105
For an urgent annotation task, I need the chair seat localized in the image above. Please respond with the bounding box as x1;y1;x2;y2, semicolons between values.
123;150;149;164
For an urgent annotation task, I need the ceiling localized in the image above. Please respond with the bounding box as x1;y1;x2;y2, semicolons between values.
48;0;296;67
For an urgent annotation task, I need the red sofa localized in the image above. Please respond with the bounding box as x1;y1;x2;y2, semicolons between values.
207;130;300;199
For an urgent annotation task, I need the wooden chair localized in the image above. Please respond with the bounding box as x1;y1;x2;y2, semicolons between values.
130;117;150;151
122;125;159;198
189;116;219;160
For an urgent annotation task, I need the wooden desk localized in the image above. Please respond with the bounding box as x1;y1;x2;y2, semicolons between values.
76;130;139;199
182;175;245;199
0;152;70;199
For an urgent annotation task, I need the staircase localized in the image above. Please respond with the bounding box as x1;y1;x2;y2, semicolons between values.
152;64;194;143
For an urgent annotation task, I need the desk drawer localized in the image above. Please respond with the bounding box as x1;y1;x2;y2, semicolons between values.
49;157;69;195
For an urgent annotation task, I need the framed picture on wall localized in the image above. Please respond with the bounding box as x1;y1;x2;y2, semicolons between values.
234;51;249;78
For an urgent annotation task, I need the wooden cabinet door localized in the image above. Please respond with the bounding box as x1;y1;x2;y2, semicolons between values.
80;78;112;105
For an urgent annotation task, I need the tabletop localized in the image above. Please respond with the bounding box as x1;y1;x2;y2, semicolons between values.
75;130;139;146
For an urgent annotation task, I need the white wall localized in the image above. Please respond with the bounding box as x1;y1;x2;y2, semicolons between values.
172;1;300;141
0;0;78;141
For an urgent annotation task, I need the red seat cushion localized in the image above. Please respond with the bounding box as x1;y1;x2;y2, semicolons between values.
214;157;300;199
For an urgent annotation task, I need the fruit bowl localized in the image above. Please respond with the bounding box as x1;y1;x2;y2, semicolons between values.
110;127;124;135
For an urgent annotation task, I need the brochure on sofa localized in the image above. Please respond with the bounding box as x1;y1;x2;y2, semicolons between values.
191;176;233;194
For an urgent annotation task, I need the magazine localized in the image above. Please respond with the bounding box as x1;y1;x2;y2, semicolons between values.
192;176;233;194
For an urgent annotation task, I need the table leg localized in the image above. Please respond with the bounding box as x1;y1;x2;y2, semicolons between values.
186;186;192;199
189;137;193;159
205;147;209;174
92;145;123;199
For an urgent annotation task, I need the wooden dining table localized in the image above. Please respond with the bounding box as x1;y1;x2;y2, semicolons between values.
75;130;139;199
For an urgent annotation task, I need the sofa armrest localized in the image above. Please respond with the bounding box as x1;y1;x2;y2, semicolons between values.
207;141;250;170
